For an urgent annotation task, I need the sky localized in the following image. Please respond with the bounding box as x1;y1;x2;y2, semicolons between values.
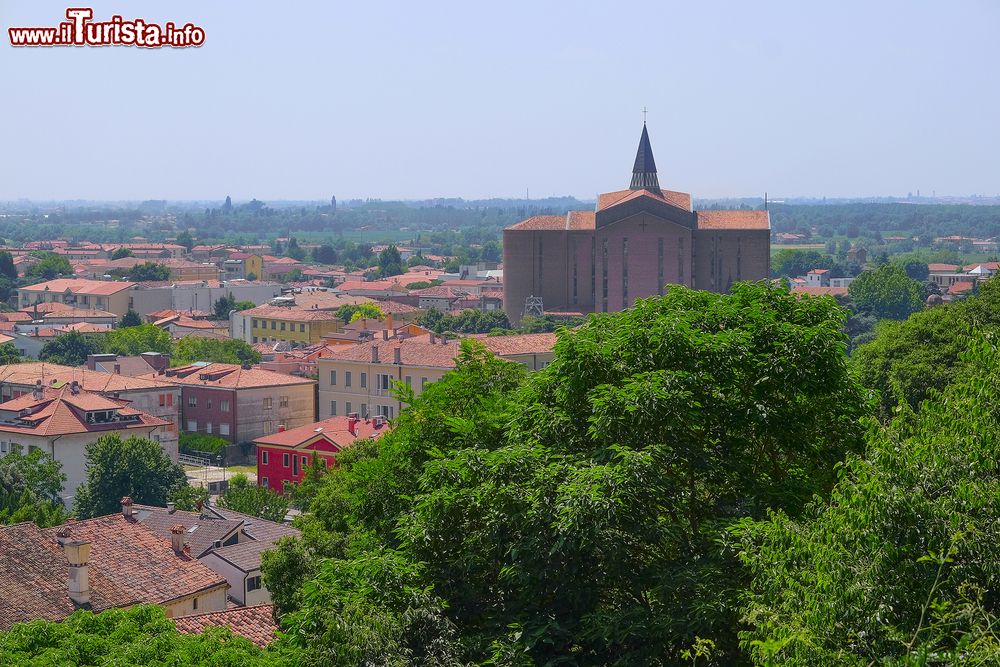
1;0;998;202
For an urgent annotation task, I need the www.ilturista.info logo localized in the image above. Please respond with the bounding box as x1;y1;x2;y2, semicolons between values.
8;8;205;48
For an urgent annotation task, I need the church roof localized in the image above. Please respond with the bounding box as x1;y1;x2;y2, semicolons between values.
597;188;692;212
695;210;770;230
630;124;660;191
506;213;596;231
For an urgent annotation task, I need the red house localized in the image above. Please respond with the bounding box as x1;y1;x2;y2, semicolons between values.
253;415;389;491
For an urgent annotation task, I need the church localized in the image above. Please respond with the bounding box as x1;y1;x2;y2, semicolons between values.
503;124;771;324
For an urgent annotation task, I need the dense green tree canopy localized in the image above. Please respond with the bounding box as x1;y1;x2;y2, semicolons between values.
23;252;73;283
740;337;1000;665
102;324;172;357
848;263;925;320
264;283;868;665
125;261;170;282
74;435;188;519
0;449;67;528
173;337;261;366
110;247;134;260
38;330;104;366
118;308;143;328
218;474;289;522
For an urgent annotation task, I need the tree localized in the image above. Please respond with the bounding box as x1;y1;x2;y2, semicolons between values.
0;605;272;665
74;434;187;519
175;229;194;252
0;449;68;528
286;237;306;261
110;247;134;260
335;302;384;323
246;271;258;281
0;343;21;365
23;252;73;283
117;308;142;328
213;293;237;319
222;195;233;213
312;244;337;264
102;324;172;356
285;268;304;283
377;245;404;278
39;331;103;366
892;255;930;281
265;283;868;664
217;474;289;522
127;261;170;282
848;264;924;320
0;251;17;282
739;337;1000;665
173;337;261;366
168;484;209;513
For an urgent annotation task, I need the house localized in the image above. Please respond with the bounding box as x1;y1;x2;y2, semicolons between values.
142;363;316;443
254;415;389;491
17;279;136;317
132;501;297;607
804;269;830;287
0;382;171;502
237;304;345;346
126;279;282;317
316;332;556;420
0;510;228;630
0;362;181;461
174;605;277;647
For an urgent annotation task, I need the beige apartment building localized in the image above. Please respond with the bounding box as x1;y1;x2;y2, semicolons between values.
316;332;556;420
17;279;136;317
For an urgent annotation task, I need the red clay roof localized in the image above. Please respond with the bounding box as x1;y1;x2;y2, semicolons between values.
791;286;849;297
242;305;342;321
474;332;558;356
254;415;389;449
174;605;277;647
0;386;169;437
19;278;135;295
597;188;693;212
0;515;227;630
0;362;176;392
149;362;315;388
928;263;960;272
949;281;975;295
696;210;770;230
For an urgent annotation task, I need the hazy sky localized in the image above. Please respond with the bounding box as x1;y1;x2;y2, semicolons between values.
2;1;997;201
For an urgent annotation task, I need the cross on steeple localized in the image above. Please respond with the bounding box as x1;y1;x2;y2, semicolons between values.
630;122;660;192
642;106;648;124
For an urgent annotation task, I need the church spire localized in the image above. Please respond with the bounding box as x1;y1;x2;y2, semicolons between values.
629;122;660;192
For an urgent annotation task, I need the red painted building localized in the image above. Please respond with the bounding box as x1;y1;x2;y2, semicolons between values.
253;415;389;491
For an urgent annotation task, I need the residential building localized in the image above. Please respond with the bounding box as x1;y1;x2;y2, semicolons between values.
316;332;556;420
17;279;136;317
0;362;181;461
254;415;389;491
804;269;830;287
502;124;770;324
86;352;170;376
126;280;282;316
0;511;228;630
0;383;170;502
143;363;316;443
174;605;277;647
238;304;344;346
133;501;298;607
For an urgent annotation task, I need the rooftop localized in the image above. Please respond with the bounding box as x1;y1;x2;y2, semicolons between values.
254;415;389;450
19;279;135;296
148;362;316;389
173;605;277;647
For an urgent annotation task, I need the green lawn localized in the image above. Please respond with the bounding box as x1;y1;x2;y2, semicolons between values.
226;465;257;475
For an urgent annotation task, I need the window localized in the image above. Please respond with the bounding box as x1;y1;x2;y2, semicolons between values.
192;597;198;611
253;336;258;343
421;377;428;390
360;403;367;417
279;395;288;408
270;320;276;330
220;400;230;413
166;394;173;407
376;374;392;392
622;237;629;305
377;405;394;419
159;394;166;407
280;322;286;331
206;423;213;434
345;371;352;387
264;420;272;433
282;453;290;468
247;576;262;592
187;397;197;408
206;399;212;410
299;323;305;332
0;441;6;454
345;402;352;415
404;375;412;388
360;372;367;389
220;423;230;436
261;450;269;465
263;397;272;409
261;477;269;488
292;454;298;476
329;370;337;386
252;319;258;328
301;455;308;467
330;400;337;416
187;420;197;431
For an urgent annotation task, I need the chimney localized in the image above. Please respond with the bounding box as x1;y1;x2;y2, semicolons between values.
70;380;80;395
382;329;389;341
277;424;285;432
166;501;176;514
170;524;185;554
386;312;393;331
393;346;401;365
372;346;379;364
57;528;92;607
32;379;43;401
86;355;97;371
347;414;357;435
121;496;133;519
113;363;121;375
429;333;436;344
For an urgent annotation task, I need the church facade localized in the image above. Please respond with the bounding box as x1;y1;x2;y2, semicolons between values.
503;125;771;324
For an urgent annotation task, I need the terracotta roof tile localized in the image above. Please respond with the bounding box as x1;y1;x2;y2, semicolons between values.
0;362;177;392
174;605;277;647
597;188;693;212
254;415;389;449
19;279;135;295
147;363;315;389
696;210;770;230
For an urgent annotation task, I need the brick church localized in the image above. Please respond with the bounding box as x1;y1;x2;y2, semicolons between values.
503;124;770;324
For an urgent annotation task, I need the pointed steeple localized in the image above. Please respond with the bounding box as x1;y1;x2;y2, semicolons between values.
630;123;660;192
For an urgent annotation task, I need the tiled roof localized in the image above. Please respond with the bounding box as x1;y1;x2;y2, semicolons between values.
19;279;135;295
807;268;830;275
964;262;1000;271
19;301;76;313
597;188;693;212
148;363;315;389
133;505;244;558
0;386;169;437
949;281;975;295
321;334;460;368
174;605;277;647
56;322;110;333
695;210;771;230
791;286;849;297
41;308;116;319
0;362;177;392
506;215;568;231
0;515;228;630
927;263;960;272
242;305;341;321
475;332;558;356
0;312;32;322
254;416;389;449
200;506;300;571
